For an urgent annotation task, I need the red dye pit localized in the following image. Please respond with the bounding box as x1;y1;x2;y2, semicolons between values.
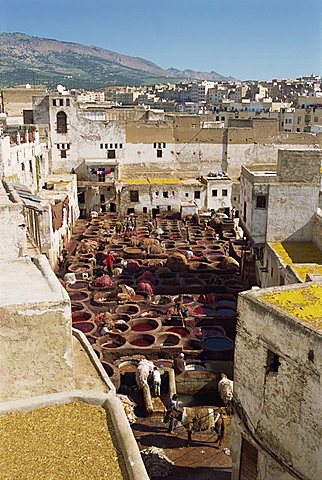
132;323;155;332
168;327;189;337
130;338;153;347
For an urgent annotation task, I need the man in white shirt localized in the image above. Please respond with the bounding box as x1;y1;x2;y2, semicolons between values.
152;367;161;397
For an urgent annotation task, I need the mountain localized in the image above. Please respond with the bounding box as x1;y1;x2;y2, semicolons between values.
0;32;235;89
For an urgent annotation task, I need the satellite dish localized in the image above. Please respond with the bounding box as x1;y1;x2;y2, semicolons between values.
26;84;31;89
57;84;66;94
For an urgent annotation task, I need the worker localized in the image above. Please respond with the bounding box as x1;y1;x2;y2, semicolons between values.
152;367;161;397
165;394;182;433
173;353;186;375
185;248;193;260
115;220;123;235
104;251;115;276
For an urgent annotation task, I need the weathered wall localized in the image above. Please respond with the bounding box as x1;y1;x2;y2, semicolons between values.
232;288;322;480
266;184;320;242
0;256;74;402
312;211;322;252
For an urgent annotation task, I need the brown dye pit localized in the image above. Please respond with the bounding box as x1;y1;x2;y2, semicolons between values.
129;334;155;347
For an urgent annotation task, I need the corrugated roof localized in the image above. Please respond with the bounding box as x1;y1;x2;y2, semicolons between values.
11;184;43;212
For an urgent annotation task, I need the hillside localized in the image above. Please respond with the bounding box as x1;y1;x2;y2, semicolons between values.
0;32;235;88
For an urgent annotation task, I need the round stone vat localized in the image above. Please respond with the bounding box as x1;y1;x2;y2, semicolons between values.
71;303;85;313
215;307;236;318
173;294;195;305
67;280;89;291
157;333;181;347
72;311;92;323
73;321;96;335
166;326;189;338
69;291;89;302
130;319;160;332
101;361;121;390
203;336;234;360
183;339;203;352
185;361;207;371
112;314;131;323
99;334;126;349
129;334;155;347
68;263;92;273
116;303;140;317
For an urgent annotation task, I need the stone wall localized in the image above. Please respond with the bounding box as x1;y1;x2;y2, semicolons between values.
232;287;322;480
0;256;74;402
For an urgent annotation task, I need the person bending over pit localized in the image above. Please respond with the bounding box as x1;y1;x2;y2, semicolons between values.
173;353;186;375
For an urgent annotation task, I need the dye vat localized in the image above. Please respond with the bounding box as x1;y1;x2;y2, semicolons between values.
167;327;189;338
69;292;89;302
67;281;89;290
71;303;84;312
118;361;138;372
185;362;207;371
72;312;92;323
178;392;216;407
73;321;96;335
116;304;140;317
130;319;159;332
129;334;155;347
100;334;126;349
215;308;236;317
216;299;237;308
193;305;215;316
158;333;180;347
203;336;234;360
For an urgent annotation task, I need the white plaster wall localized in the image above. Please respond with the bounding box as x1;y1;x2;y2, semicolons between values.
0;256;74;401
312;211;322;251
266;184;319;242
232;291;322;480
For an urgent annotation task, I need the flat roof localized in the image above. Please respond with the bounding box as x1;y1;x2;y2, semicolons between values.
0;257;67;306
269;242;322;282
261;283;322;331
0;401;126;480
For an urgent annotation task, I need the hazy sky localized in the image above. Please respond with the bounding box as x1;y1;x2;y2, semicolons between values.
1;0;321;80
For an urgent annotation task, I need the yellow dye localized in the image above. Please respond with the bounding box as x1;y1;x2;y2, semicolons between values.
291;264;322;282
262;283;322;330
123;177;181;185
269;242;322;266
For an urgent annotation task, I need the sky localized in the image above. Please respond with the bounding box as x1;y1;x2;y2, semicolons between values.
0;0;321;80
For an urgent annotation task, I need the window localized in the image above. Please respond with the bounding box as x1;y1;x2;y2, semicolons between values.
158;142;162;148
53;99;57;107
100;144;103;149
266;350;280;374
163;191;168;198
271;267;274;277
243;201;247;221
157;149;163;158
296;128;301;132
153;143;157;148
194;191;201;199
66;98;70;107
107;150;116;159
130;190;139;202
57;144;60;150
119;143;123;149
222;189;228;196
105;144;108;149
185;193;189;197
143;207;147;214
78;192;85;203
61;150;67;158
163;143;166;148
110;143;113;148
56;111;67;133
100;194;105;203
155;191;159;196
115;143;118;148
314;117;319;122
59;99;64;106
167;206;171;211
21;163;25;171
67;144;70;150
256;195;267;208
29;160;33;173
212;189;218;197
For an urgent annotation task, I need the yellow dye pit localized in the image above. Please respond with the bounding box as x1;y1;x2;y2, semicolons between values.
262;283;322;330
269;242;322;266
291;264;322;282
0;401;127;480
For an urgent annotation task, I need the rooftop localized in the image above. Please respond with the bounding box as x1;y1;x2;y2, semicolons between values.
269;242;322;281
261;283;322;331
0;401;127;480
